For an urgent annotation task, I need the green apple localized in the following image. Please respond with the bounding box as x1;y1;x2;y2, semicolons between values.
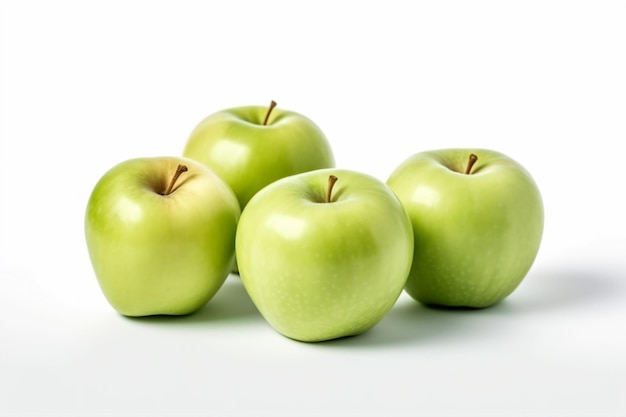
387;148;544;308
182;101;335;210
236;168;414;342
84;156;240;317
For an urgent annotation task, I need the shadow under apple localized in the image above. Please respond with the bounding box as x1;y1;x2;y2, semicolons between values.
310;264;625;348
126;274;262;325
124;265;624;342
504;265;625;313
315;297;508;348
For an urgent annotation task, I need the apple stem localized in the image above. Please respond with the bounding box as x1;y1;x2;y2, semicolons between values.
162;164;188;195
326;175;338;203
465;154;478;175
263;100;277;126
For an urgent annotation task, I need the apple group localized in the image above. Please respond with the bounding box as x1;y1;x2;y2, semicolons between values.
84;100;544;342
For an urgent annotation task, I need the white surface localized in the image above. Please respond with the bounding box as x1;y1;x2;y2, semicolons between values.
1;1;625;416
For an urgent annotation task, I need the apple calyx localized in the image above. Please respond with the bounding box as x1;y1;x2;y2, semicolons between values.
465;154;478;175
326;175;338;203
263;100;277;126
162;164;188;195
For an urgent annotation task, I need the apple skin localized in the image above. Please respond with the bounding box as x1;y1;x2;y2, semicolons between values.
84;156;240;317
386;148;544;308
182;102;335;210
235;168;414;342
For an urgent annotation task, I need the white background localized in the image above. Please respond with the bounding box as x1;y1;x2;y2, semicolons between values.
1;1;625;416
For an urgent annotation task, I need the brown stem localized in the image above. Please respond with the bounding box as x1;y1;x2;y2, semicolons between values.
163;164;188;195
465;154;478;175
263;100;277;126
326;175;338;203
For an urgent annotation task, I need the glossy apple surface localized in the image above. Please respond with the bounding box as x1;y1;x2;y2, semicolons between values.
387;149;543;308
85;156;240;316
182;101;335;210
236;168;414;342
